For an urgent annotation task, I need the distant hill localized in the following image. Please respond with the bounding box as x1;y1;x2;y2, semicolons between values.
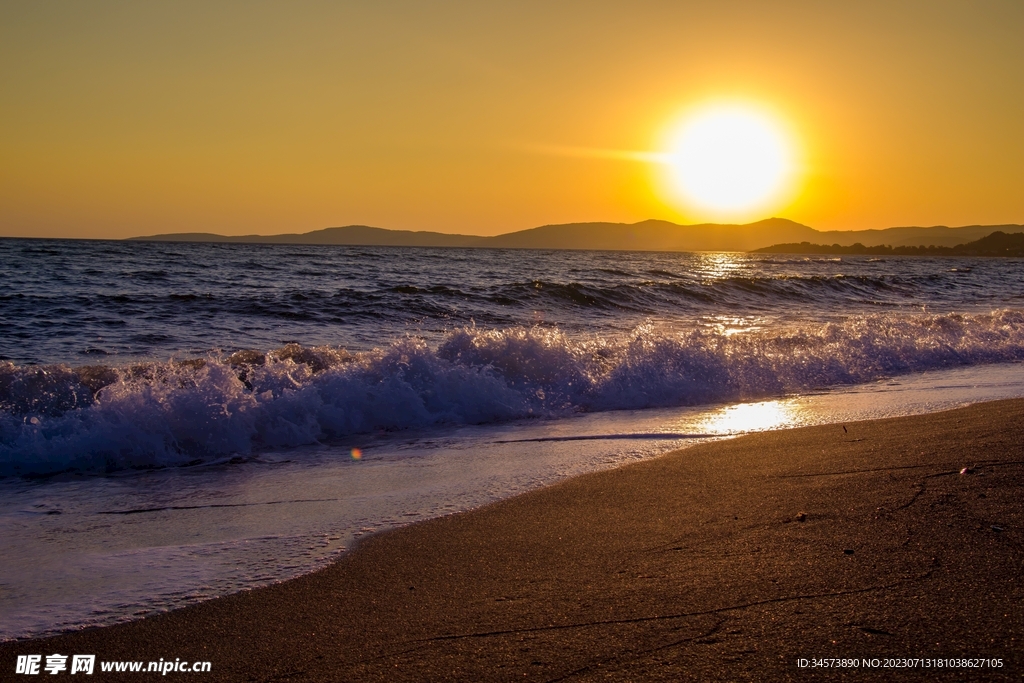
128;225;485;248
483;218;818;251
754;230;1024;257
811;224;1024;248
128;219;1024;253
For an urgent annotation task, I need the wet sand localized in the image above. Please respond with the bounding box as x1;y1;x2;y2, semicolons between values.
3;399;1022;681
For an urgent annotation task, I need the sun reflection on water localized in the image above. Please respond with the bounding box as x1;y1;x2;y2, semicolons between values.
702;314;766;337
686;399;804;435
695;253;749;281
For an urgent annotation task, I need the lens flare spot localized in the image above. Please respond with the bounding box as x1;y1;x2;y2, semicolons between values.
350;448;362;460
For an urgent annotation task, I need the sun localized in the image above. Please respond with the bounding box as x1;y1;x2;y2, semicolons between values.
662;103;796;218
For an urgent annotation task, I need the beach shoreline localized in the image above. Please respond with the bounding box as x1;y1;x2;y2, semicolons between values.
3;399;1021;681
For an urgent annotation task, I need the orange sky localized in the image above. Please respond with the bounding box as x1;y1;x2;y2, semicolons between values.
2;1;1022;239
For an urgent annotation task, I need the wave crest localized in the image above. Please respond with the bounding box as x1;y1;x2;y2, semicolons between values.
3;309;1023;476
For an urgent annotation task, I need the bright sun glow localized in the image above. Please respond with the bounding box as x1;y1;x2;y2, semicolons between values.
664;104;795;217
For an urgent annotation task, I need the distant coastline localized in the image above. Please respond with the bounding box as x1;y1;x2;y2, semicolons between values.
754;230;1024;257
123;218;1024;254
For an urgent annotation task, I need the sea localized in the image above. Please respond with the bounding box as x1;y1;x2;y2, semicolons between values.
2;238;1024;641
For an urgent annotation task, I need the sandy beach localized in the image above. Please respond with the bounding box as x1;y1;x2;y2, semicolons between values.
3;399;1021;681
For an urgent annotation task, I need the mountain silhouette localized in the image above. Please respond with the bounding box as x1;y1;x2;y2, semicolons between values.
129;219;1024;253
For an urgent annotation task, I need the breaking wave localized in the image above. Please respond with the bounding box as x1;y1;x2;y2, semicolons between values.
3;309;1024;476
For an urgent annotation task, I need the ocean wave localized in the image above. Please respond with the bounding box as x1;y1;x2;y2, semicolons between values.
16;272;969;320
2;309;1024;476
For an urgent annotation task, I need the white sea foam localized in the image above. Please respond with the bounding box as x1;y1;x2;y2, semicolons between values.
2;309;1024;476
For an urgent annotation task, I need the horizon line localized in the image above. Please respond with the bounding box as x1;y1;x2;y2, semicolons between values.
3;217;1024;243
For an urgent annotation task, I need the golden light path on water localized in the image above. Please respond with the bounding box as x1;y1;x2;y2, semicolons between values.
684;400;805;435
696;252;748;280
694;253;767;336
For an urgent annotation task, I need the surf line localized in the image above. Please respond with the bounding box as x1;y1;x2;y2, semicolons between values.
97;498;344;515
495;433;723;444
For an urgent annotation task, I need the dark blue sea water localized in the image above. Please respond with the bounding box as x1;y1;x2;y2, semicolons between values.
2;238;1024;476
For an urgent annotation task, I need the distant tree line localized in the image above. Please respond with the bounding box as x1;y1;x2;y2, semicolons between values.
753;231;1024;257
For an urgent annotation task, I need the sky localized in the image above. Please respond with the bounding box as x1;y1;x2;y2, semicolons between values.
2;0;1023;239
